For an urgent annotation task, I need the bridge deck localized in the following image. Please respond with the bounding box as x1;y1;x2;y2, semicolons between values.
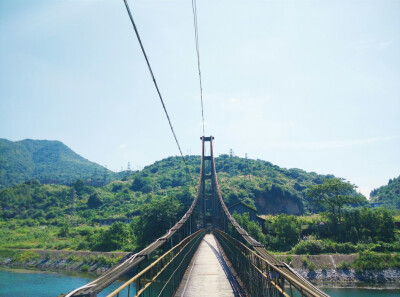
174;233;243;297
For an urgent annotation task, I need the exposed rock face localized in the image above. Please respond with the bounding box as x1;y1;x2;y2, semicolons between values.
255;194;303;215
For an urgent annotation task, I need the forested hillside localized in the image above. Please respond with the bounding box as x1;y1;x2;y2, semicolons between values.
0;139;115;188
0;152;363;224
0;149;380;253
370;176;400;209
129;154;361;214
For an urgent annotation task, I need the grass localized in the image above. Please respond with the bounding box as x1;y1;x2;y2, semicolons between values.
337;261;352;270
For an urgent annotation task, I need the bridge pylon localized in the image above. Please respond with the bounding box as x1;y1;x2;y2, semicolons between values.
199;136;218;228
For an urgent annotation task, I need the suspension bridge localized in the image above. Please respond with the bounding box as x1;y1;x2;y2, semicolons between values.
59;137;329;297
60;1;330;296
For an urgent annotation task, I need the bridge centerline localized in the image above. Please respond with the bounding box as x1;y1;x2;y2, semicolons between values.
174;233;244;297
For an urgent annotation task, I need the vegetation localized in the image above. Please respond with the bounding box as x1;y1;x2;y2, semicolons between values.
231;205;399;255
0;143;398;269
370;176;400;209
353;251;400;270
306;178;365;224
0;138;116;188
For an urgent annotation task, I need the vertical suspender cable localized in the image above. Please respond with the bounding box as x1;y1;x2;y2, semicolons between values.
122;0;194;186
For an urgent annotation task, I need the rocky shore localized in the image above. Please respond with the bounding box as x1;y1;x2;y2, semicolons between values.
1;249;399;285
296;268;400;285
0;249;129;274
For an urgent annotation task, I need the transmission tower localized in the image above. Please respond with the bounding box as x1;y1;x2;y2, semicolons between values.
229;149;234;176
103;165;108;185
245;153;251;180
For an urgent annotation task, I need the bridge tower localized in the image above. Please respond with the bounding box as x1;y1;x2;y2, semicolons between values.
199;136;218;228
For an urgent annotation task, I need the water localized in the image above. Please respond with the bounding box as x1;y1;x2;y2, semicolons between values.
0;268;123;297
1;268;400;297
322;287;400;297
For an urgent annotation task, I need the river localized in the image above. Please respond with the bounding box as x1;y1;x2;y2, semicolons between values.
0;268;399;297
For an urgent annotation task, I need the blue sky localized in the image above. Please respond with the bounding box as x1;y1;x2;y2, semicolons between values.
0;0;399;197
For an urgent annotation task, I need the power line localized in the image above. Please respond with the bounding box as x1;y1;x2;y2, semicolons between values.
122;0;195;186
191;0;205;136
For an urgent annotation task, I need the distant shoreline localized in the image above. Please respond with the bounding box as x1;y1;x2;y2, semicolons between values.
1;249;399;285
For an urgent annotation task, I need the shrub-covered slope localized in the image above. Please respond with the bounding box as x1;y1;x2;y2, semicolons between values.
370;176;400;209
0;138;115;187
127;154;351;214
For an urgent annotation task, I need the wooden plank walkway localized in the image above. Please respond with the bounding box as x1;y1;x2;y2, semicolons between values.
174;233;244;297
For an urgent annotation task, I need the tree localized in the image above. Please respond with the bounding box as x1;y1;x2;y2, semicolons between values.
87;192;103;209
133;196;184;247
232;212;265;244
306;178;364;224
270;215;301;251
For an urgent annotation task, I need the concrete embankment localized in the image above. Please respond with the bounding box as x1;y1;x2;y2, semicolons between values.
1;250;399;285
278;254;400;285
0;249;129;274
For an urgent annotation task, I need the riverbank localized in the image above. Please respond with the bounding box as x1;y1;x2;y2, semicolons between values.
278;254;400;285
0;248;129;274
1;249;399;285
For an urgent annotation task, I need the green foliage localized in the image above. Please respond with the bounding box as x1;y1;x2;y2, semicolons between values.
293;237;325;254
370;176;400;209
81;264;89;272
87;192;103;209
266;215;301;251
340;207;395;243
84;222;135;252
353;251;400;270
337;261;352;270
232;212;265;244
306;178;365;224
0;138;116;187
14;251;40;263
133;196;184;247
307;261;316;271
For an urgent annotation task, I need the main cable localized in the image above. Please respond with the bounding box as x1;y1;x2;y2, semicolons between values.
191;0;205;136
122;0;195;186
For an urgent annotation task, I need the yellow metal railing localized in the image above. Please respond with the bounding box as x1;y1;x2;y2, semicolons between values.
107;229;205;297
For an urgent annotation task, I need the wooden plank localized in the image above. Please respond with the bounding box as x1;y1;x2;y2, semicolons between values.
175;234;240;297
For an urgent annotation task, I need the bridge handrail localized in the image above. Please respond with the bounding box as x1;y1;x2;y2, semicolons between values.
208;138;328;297
61;140;206;296
214;229;328;297
106;229;205;297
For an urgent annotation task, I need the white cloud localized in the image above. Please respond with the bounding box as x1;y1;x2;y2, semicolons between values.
119;144;127;149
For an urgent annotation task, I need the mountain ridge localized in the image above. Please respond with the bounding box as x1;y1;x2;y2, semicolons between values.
0;138;115;188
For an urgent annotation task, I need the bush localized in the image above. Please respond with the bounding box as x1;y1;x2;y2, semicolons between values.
77;241;88;250
308;261;316;271
292;237;324;254
353;252;400;270
337;261;352;270
15;251;40;263
81;264;89;272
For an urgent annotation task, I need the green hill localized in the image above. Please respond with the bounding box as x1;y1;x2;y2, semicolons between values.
124;154;361;215
370;176;400;209
0;139;365;220
0;138;115;188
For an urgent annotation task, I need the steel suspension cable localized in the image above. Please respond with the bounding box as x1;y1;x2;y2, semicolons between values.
191;0;205;136
122;0;194;186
